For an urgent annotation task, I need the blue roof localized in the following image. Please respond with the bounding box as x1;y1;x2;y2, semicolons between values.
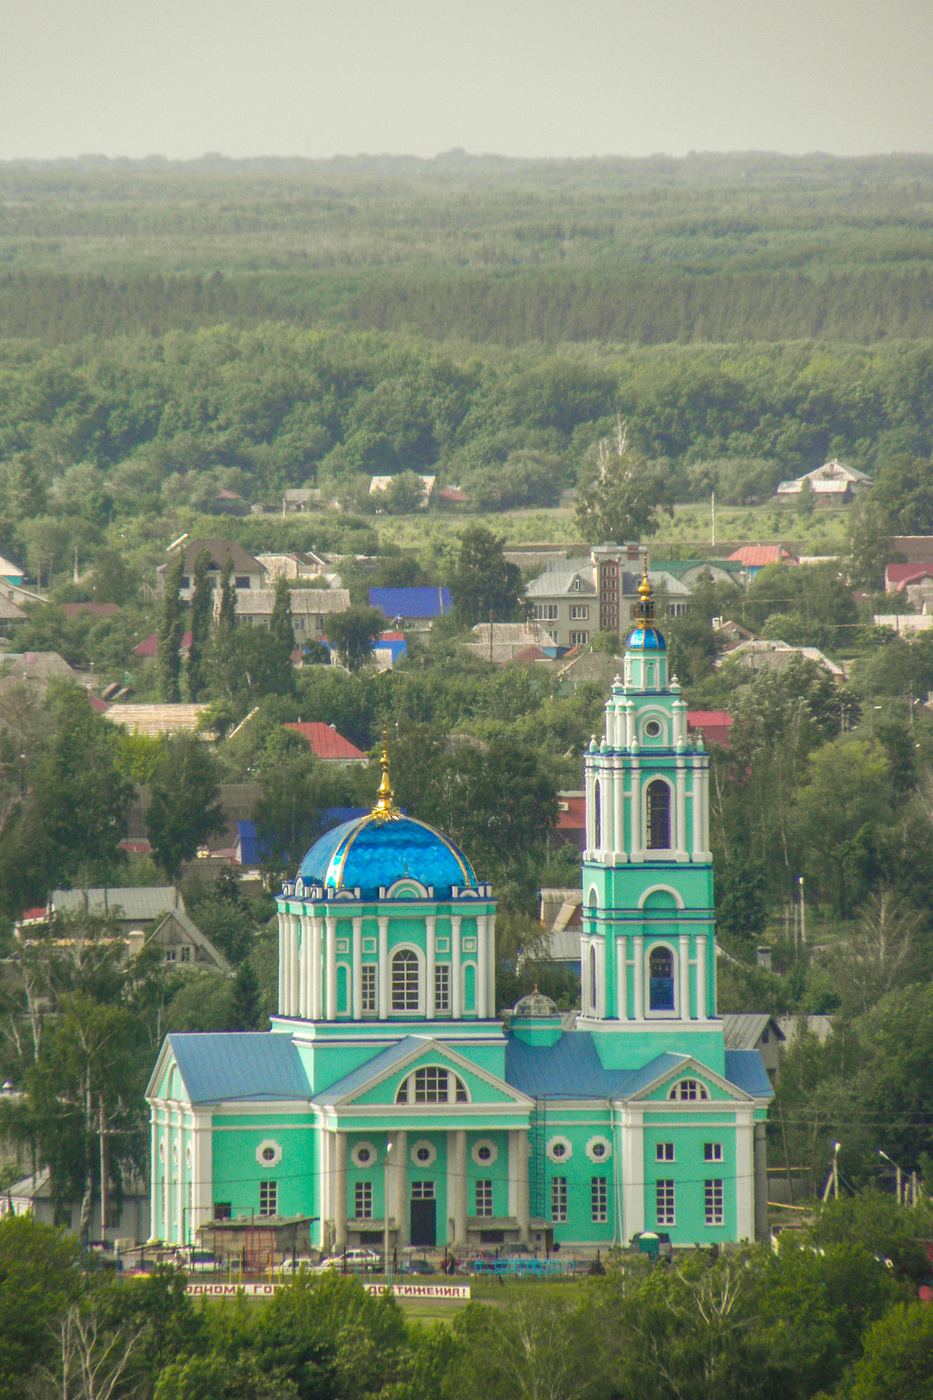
506;1033;633;1098
724;1049;775;1098
167;1033;310;1104
298;813;477;899
370;587;452;620
626;625;667;651
315;1036;426;1104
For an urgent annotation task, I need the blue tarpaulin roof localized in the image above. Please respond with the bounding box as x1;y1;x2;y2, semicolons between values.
369;587;451;620
167;1033;311;1104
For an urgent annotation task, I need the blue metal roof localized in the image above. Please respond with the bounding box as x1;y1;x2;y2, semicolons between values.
369;587;452;620
167;1033;311;1104
314;1036;427;1104
298;813;477;899
626;625;667;651
621;1051;691;1097
724;1049;775;1098
505;1032;633;1098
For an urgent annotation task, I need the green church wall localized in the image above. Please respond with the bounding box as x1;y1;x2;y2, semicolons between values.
212;1121;317;1222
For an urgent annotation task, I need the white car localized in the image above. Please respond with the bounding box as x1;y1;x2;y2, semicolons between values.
316;1248;381;1272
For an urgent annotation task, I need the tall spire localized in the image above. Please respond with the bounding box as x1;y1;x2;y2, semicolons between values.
372;726;400;820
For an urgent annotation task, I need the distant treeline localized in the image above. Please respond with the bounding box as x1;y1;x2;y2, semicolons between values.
2;151;933;347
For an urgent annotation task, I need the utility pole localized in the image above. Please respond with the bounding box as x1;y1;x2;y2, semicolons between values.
711;490;716;548
798;876;806;946
99;1094;109;1248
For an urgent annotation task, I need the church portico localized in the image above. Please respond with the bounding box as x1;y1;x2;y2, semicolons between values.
148;578;773;1257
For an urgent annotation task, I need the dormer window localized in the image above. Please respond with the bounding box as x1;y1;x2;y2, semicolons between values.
395;1067;469;1104
668;1079;709;1101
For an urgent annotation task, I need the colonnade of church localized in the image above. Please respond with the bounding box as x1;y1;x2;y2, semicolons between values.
318;1127;531;1250
584;756;711;863
580;931;711;1021
276;909;497;1021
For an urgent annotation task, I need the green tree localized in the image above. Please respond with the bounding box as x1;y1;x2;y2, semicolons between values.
208;627;297;713
0;1214;81;1399
381;470;426;514
795;476;817;519
872;454;933;534
848;497;898;591
186;549;212;702
447;525;525;629
840;1302;933;1400
796;736;893;917
574;420;673;544
156;553;185;703
230;962;264;1031
270;574;296;670
146;735;224;882
218;556;236;632
252;751;337;885
87;548;138;606
324;605;385;671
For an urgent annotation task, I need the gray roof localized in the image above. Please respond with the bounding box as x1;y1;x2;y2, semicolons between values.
149;909;233;974
721;1013;785;1051
166;1032;310;1103
231;589;350;616
52;886;183;921
505;1036;773;1101
526;566;596;598
723;1050;774;1097
315;1036;425;1104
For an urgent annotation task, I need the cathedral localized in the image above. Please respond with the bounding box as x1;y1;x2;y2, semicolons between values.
147;575;772;1254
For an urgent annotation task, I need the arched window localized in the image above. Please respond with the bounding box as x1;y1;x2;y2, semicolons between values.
391;949;419;1011
646;780;671;849
395;1067;469;1104
667;1079;709;1101
649;946;675;1011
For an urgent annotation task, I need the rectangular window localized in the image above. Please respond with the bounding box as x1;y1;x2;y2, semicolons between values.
355;1181;373;1219
214;1202;232;1221
180;946;191;962
705;1179;724;1225
107;1203;122;1228
551;1177;568;1223
656;1179;675;1226
532;604;559;621
235;575;250;589
392;951;419;1010
165;949;176;962
591;1177;608;1223
656;1143;675;1162
179;576;189;590
411;1181;435;1200
704;1143;723;1162
259;1181;277;1216
475;1180;493;1217
414;1067;447;1103
361;964;377;1014
435;963;450;1013
569;631;589;646
570;605;589;620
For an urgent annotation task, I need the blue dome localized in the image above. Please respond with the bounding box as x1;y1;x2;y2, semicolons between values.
298;813;478;898
626;625;667;651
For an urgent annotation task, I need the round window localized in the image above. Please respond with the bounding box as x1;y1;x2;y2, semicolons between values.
357;1148;371;1164
416;1147;431;1163
591;1142;606;1158
552;1142;566;1158
645;720;662;738
261;1146;276;1163
477;1146;492;1161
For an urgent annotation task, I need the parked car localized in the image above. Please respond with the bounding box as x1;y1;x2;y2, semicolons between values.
317;1248;381;1272
280;1256;317;1273
399;1258;436;1275
173;1249;217;1273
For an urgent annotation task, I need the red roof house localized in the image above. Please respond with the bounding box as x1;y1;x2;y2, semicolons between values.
283;722;367;764
727;546;798;575
133;631;192;659
687;710;733;748
885;563;933;592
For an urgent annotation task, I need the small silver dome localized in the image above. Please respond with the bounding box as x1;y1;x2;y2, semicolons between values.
512;990;559;1019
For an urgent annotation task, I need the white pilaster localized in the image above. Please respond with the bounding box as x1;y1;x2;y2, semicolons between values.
277;912;285;1015
613;758;626;861
486;912;496;1015
697;935;708;1019
426;915;436;1019
352;916;363;1020
378;916;389;1017
630;763;643;862
735;1110;755;1240
451;915;462;1018
633;934;644;1020
616;938;628;1021
511;1129;530;1245
193;1112;212;1242
453;1130;467;1243
584;758;596;858
675;759;687;861
395;1129;408;1248
334;1131;348;1249
679;933;691;1018
476;915;487;1018
620;1105;645;1239
325;916;337;1021
312;916;324;1020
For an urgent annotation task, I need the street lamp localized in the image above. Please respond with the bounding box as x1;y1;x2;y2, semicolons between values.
798;876;806;947
878;1148;913;1205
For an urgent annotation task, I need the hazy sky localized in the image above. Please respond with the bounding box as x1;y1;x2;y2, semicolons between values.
3;0;932;162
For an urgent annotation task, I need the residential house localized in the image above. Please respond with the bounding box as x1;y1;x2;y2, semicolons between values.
723;639;844;681
255;552;329;582
525;544;691;651
157;540;266;602
133;631;192;665
50;886;185;933
229;588;351;642
884;563;933;611
0;597;27;637
104;703;214;738
60;602;120;619
687;711;733;748
0;1167;149;1244
0;555;25;587
142;908;232;974
0;651;86;696
775;460;872;502
283;722;368;765
369;586;452;629
207;489;250;517
654;559;747;590
368;475;436;509
464;621;556;664
282;488;317;514
713;618;758;652
721;1015;785;1086
726;546;799;578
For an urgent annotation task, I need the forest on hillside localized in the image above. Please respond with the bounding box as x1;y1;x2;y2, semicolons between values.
1;151;932;344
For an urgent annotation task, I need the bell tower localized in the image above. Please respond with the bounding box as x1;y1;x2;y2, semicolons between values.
579;570;722;1071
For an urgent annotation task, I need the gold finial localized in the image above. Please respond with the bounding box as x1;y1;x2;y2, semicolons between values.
635;561;655;626
372;726;400;820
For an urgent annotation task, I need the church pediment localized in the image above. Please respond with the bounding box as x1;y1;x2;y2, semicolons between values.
623;1052;754;1105
316;1036;532;1109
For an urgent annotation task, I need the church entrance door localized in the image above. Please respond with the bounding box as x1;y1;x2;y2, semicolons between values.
410;1181;436;1247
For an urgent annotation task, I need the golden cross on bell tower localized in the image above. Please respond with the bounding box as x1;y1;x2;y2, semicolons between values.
371;726;400;820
